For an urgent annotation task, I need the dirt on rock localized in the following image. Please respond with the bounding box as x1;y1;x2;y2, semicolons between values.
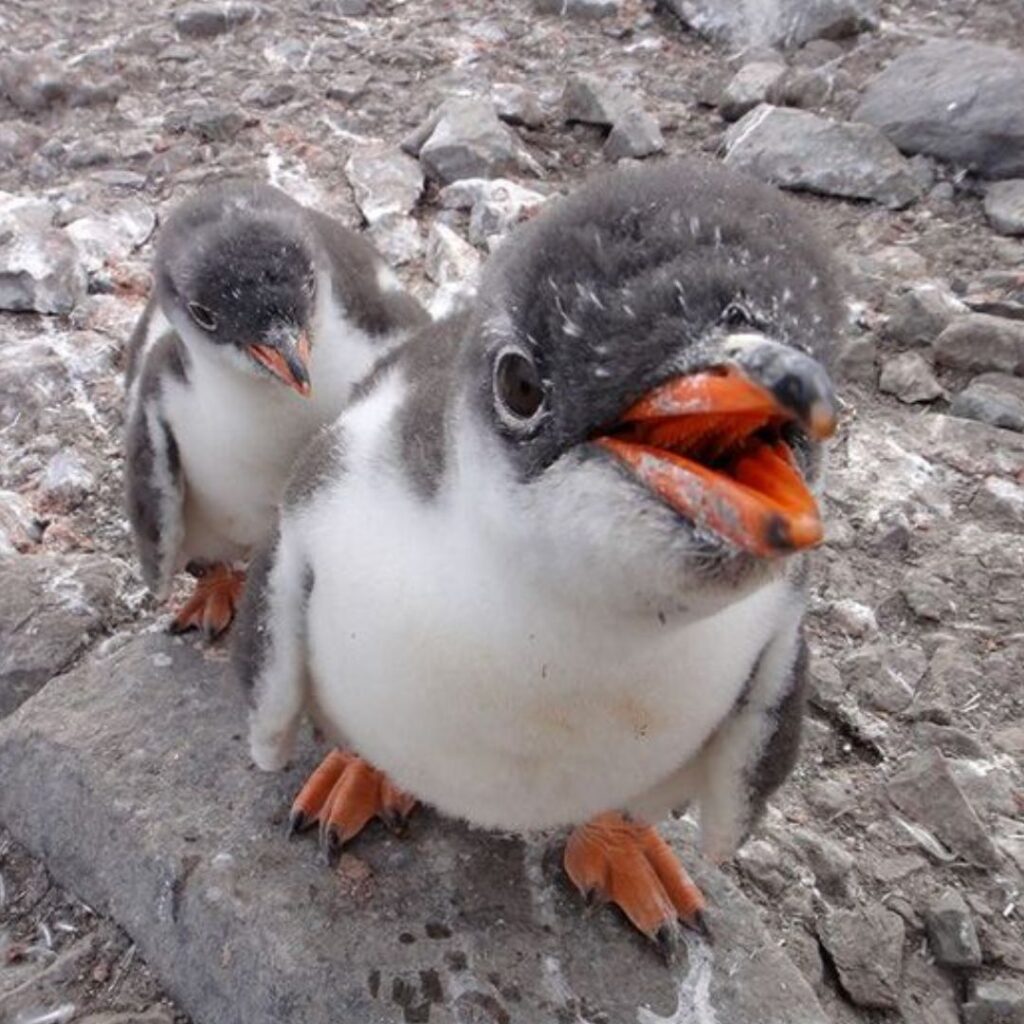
0;0;1022;1022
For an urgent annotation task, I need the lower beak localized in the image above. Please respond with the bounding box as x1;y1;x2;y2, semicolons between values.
249;333;312;397
596;368;837;557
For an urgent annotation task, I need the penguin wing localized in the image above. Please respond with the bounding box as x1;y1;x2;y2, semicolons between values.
124;331;188;599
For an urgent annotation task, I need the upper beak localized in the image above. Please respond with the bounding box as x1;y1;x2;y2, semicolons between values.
595;338;838;558
249;331;312;397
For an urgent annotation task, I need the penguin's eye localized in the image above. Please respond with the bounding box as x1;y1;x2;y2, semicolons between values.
494;349;545;424
188;303;218;331
721;301;756;329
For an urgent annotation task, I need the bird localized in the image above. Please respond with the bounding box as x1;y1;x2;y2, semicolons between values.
124;179;430;639
234;159;843;950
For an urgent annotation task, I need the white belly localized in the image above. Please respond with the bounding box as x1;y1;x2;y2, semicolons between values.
304;488;789;831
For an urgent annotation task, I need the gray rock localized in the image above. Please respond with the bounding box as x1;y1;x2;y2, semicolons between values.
424;221;481;320
901;570;955;622
0;490;37;554
345;144;424;225
446;179;548;248
840;641;927;714
164;103;248;143
40;449;98;510
0;122;44;170
240;81;296;109
933;315;1024;376
984;180;1024;236
962;978;1024;1024
604;108;665;160
792;38;845;67
720;62;787;121
325;74;370;103
492;83;546;128
769;64;852;110
912;723;986;760
950;374;1024;433
0;54;68;113
534;0;620;17
367;213;423;267
785;828;854;897
924;889;982;968
834;332;876;384
405;98;538;185
0;554;128;717
817;904;905;1008
0;196;87;315
879;352;944;404
972;475;1024;528
64;199;157;275
947;760;1019;819
887;749;1001;868
661;0;877;48
0;634;831;1024
886;284;967;346
724;105;923;208
173;2;259;38
854;41;1024;180
563;76;666;159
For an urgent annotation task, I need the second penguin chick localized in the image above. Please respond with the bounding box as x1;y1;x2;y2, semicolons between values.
125;180;428;638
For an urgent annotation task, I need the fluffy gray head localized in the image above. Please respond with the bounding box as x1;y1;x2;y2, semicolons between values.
154;180;318;357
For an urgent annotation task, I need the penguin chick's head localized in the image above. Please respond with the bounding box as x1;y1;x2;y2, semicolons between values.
155;180;319;396
460;159;844;615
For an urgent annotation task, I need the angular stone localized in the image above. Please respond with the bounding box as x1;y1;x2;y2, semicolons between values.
39;449;98;511
834;332;876;384
724;105;923;208
173;2;259;38
325;73;370;103
366;213;423;267
785;828;854;896
406;98;536;185
840;642;926;714
0;122;45;169
345;144;424;225
0;554;128;717
64;199;157;275
0;490;37;554
0;54;68;114
963;978;1024;1024
661;0;877;48
0;197;87;315
984;180;1024;236
240;81;296;109
164;103;248;143
951;374;1024;433
879;352;944;404
817;905;904;1008
720;62;787;122
534;0;619;17
887;749;1001;868
933;315;1024;376
972;475;1024;528
924;889;982;968
604;108;665;160
492;83;546;128
446;180;548;248
0;634;830;1024
886;283;966;346
854;41;1024;180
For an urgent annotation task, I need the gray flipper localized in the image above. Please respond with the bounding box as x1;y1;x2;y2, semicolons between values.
124;331;189;599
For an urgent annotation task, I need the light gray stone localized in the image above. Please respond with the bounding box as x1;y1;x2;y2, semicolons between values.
563;75;663;161
240;80;296;109
834;332;876;384
0;196;86;315
924;889;982;968
425;221;481;287
492;83;546;128
0;554;128;717
879;352;944;404
0;634;831;1024
173;2;259;38
534;0;620;18
886;284;966;347
951;373;1024;433
817;905;905;1008
367;213;423;267
854;41;1024;180
325;74;370;103
64;199;157;275
720;62;787;121
0;54;69;114
345;145;424;225
887;749;1001;868
604;108;665;160
933;315;1024;376
984;180;1024;236
724;105;923;208
840;642;927;714
0;490;37;554
661;0;877;49
164;103;248;143
963;978;1024;1024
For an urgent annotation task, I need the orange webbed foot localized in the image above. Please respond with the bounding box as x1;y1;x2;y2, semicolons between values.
289;749;417;862
564;812;708;956
169;564;246;640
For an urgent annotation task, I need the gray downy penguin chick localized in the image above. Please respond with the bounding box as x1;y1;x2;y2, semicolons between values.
235;159;843;950
125;179;428;638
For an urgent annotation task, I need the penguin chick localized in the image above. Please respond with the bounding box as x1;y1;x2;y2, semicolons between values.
236;159;843;949
125;179;428;638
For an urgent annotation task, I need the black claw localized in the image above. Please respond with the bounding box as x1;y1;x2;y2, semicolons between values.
167;618;194;636
689;909;713;943
582;887;601;909
654;922;681;963
287;809;309;837
380;811;406;836
320;824;343;864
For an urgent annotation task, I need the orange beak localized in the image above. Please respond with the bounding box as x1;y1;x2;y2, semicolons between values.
595;370;838;557
249;332;312;397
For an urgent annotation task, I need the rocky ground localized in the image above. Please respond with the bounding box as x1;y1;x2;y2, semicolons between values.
0;0;1022;1022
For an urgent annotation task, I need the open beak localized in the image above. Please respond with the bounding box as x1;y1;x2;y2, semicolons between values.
249;332;312;397
595;360;837;558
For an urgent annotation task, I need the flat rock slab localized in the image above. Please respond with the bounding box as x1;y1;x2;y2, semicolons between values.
0;633;828;1024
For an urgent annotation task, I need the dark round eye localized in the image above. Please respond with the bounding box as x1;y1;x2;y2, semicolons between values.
721;301;754;329
495;349;544;422
188;302;217;331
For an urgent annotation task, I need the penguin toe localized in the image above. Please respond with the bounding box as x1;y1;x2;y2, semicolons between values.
169;564;246;639
289;749;417;861
563;812;708;950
